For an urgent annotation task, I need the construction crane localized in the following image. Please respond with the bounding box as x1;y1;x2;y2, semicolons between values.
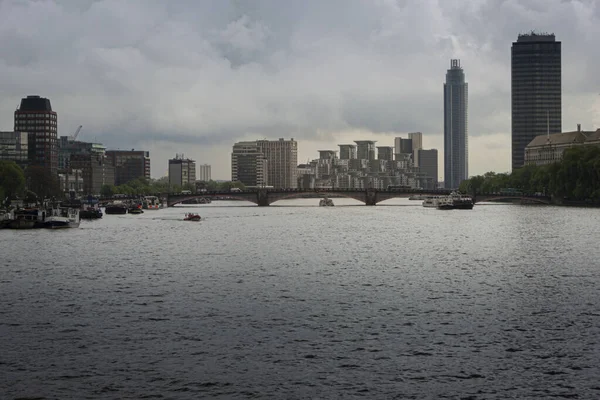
70;125;83;141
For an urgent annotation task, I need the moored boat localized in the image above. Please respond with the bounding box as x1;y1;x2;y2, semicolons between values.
9;208;44;229
80;207;103;219
105;201;128;215
42;207;80;229
0;209;14;229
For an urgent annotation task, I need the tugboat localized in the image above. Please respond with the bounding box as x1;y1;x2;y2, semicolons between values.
183;213;201;221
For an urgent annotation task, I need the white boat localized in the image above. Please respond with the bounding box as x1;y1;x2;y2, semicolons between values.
409;194;427;200
319;197;334;206
422;196;444;208
436;192;474;210
43;207;80;229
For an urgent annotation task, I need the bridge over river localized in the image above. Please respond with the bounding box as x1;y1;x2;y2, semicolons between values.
134;188;551;207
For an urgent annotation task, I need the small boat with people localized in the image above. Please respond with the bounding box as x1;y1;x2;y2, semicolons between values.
436;192;474;210
183;213;201;221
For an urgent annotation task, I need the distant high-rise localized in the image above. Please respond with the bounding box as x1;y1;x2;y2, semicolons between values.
168;155;196;188
338;144;357;160
511;32;561;170
197;164;211;181
14;95;58;175
408;132;423;166
354;140;376;160
394;137;413;159
231;141;268;187
377;146;393;162
257;138;298;188
105;150;151;186
417;149;438;189
443;59;468;189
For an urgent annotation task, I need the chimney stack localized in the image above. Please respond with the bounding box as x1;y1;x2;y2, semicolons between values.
577;124;581;132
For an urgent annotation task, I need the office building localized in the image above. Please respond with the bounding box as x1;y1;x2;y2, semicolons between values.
0;131;28;168
338;144;357;160
512;32;561;170
69;153;115;195
443;59;469;189
256;138;298;188
197;164;211;181
13;95;58;175
169;155;196;188
231;141;268;187
355;140;376;160
58;136;105;171
417;149;438;189
105;150;151;186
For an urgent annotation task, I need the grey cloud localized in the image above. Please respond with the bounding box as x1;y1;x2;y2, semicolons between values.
0;0;599;173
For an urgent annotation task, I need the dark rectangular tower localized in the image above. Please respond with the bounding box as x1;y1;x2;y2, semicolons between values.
14;95;58;175
443;59;468;189
511;32;561;170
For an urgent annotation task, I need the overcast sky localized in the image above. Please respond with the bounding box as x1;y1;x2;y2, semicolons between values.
1;0;599;180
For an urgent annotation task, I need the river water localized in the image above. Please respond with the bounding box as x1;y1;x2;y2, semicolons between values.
1;198;600;399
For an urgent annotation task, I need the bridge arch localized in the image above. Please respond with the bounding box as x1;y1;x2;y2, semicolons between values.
475;195;551;205
267;191;366;205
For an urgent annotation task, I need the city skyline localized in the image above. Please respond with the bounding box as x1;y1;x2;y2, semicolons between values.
1;1;599;180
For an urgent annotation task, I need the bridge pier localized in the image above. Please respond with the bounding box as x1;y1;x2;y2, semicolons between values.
257;189;270;207
365;189;377;206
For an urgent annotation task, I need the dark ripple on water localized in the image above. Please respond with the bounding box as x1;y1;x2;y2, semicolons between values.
1;201;600;399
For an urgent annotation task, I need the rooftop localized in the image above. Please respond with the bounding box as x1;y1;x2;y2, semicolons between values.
527;127;600;148
517;31;556;43
17;95;53;112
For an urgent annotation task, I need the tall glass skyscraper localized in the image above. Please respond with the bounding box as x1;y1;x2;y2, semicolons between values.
511;32;561;170
443;59;468;189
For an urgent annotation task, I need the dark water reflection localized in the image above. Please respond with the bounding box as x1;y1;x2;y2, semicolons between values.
1;199;600;399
